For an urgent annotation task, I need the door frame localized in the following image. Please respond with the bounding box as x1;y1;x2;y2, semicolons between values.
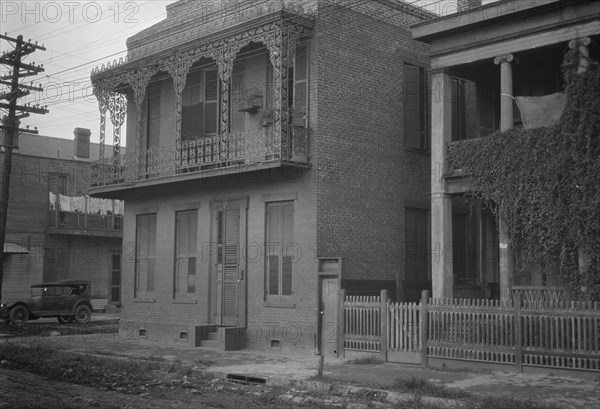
318;274;340;357
209;197;248;327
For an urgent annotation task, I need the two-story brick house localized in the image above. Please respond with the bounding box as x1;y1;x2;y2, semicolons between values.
88;0;433;353
1;128;123;311
412;0;600;301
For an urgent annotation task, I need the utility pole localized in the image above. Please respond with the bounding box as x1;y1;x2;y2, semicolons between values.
0;34;48;304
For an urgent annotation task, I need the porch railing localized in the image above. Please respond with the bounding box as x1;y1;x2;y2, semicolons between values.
91;126;309;187
49;210;123;232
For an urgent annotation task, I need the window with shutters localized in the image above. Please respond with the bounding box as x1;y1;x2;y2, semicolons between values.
135;214;157;298
174;210;198;297
265;201;294;302
181;67;219;140
404;63;427;149
145;81;161;149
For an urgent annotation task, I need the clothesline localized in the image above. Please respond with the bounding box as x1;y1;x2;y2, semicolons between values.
49;192;124;215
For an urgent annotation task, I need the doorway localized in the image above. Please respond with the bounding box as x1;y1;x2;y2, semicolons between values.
210;198;248;326
319;276;339;357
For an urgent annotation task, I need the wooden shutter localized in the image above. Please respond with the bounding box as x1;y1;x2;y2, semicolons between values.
222;207;240;322
281;203;294;296
136;214;156;295
267;204;281;295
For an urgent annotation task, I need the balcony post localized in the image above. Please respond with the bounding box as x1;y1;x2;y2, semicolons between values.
108;92;127;158
131;67;157;176
267;23;295;159
93;86;108;163
84;195;88;229
215;45;243;162
430;68;453;300
494;53;516;300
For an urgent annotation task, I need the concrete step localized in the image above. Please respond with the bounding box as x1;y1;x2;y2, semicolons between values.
206;331;219;341
202;339;220;349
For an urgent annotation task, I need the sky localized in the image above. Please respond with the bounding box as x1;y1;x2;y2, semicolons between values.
1;0;493;145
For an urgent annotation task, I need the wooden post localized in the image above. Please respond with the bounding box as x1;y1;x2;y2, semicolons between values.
380;289;388;361
420;290;429;367
514;292;522;372
317;355;324;377
338;289;346;358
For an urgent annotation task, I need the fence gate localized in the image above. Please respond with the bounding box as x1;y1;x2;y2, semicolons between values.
387;301;422;364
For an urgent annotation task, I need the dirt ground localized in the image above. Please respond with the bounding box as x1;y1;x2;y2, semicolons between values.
0;367;292;409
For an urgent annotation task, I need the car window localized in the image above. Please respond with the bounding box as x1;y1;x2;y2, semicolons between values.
31;287;43;297
45;286;64;296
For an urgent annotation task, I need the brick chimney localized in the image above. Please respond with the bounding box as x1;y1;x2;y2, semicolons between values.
73;127;91;159
457;0;482;12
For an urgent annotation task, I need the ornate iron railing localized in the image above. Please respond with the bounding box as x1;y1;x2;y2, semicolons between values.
90;127;309;187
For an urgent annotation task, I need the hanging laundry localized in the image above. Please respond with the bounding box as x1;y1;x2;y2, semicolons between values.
59;194;71;212
49;192;56;210
115;200;124;215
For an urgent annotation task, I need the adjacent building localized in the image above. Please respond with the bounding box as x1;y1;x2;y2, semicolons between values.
88;0;433;353
1;128;123;311
412;0;600;300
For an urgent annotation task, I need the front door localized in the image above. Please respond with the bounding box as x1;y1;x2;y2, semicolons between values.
211;198;247;326
320;277;339;357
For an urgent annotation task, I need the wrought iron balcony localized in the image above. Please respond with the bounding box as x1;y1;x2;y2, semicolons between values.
90;126;310;188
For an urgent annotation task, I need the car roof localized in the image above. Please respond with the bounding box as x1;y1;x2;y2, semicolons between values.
31;280;92;287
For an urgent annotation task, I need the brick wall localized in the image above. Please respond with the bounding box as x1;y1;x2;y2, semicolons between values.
313;2;431;288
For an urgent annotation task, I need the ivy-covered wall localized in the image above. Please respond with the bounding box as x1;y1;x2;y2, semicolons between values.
447;48;600;301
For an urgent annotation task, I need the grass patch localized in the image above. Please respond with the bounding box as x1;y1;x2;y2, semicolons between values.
390;376;470;399
346;356;384;365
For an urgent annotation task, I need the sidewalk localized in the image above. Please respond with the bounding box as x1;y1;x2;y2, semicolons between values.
5;313;600;409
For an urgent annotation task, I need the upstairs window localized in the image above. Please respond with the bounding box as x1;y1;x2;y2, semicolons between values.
404;64;427;149
182;67;219;140
451;77;478;141
146;81;161;149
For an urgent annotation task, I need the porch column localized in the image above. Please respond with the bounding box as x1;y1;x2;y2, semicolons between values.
430;68;453;299
108;92;127;157
266;23;294;159
569;37;591;73
494;53;514;132
494;54;515;300
215;45;243;162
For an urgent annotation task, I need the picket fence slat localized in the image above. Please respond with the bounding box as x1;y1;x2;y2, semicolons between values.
341;291;600;372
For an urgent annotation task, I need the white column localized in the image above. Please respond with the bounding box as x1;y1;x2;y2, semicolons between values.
430;68;454;299
494;53;516;300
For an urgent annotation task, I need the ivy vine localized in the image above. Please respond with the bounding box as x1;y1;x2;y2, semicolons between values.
448;47;600;301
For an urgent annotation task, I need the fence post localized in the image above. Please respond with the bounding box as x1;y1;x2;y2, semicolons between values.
338;289;346;359
420;290;429;367
380;289;388;362
514;292;522;372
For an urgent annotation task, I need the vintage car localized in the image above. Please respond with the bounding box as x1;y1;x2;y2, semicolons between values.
0;280;93;326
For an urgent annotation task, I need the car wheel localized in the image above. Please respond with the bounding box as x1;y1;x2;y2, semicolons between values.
74;305;92;324
10;305;29;326
57;315;74;324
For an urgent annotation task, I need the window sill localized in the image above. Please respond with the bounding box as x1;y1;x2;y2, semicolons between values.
264;301;295;309
133;297;156;303
173;298;198;305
